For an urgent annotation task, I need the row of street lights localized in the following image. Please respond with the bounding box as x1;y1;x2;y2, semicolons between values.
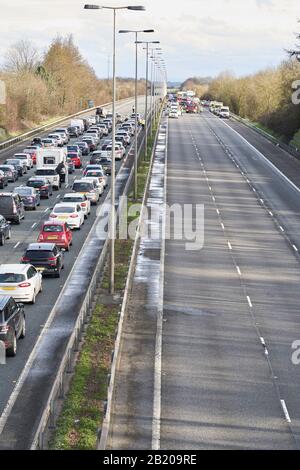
84;4;167;294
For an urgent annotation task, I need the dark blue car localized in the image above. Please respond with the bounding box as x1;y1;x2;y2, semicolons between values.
13;186;40;210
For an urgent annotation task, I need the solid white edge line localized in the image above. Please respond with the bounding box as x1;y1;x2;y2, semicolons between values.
220;118;300;197
13;242;20;249
236;266;241;276
280;399;292;423
152;119;168;451
247;296;253;308
228;241;232;250
293;245;298;252
31;223;37;229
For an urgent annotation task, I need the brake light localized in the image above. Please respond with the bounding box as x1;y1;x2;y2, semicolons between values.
47;257;56;261
38;234;44;240
40;186;47;190
18;282;31;288
70;214;79;218
21;256;30;262
50;214;57;218
81;203;87;207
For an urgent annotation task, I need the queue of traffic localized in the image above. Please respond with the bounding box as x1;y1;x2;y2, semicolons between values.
0;108;143;357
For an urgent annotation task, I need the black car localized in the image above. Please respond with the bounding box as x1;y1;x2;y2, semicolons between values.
0;193;25;224
31;137;43;147
68;126;80;138
21;243;64;277
0;296;25;357
0;170;8;189
4;159;25;177
0;215;11;246
26;178;53;199
74;141;89;156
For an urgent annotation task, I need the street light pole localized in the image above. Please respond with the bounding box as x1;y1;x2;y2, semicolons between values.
84;4;145;295
119;29;154;200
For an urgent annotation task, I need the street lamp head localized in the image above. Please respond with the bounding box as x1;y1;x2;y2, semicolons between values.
119;30;131;33
127;5;145;10
143;29;155;33
84;4;102;9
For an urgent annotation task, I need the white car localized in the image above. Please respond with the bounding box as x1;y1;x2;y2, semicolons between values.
0;264;42;304
14;153;33;170
48;133;64;147
49;203;85;229
71;179;100;205
62;193;91;218
82;176;104;195
219;106;230;119
35;167;60;190
169;110;179;119
85;170;108;188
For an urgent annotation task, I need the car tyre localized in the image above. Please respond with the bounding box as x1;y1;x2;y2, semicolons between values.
31;291;36;304
6;333;17;357
20;317;26;339
0;234;4;246
7;229;11;240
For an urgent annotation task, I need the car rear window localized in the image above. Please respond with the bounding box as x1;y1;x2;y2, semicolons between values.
43;225;63;233
27;180;45;187
36;169;56;175
0;196;12;210
0;273;25;283
26;250;53;259
72;182;92;192
54;207;74;214
14;188;32;196
63;197;82;203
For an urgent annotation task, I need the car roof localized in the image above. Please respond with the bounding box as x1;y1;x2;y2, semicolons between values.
63;193;84;199
43;220;65;226
27;243;56;251
0;264;30;274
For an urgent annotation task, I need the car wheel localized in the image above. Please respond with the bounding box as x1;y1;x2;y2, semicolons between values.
20;317;26;339
55;270;61;278
0;234;4;246
7;229;11;240
39;281;43;293
16;215;21;225
31;291;36;304
6;333;17;357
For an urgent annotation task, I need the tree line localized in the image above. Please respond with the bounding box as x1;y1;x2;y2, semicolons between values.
0;36;145;138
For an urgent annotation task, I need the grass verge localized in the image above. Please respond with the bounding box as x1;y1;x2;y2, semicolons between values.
49;119;159;450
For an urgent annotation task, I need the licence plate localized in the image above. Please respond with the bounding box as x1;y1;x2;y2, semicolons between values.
1;287;16;291
36;267;45;272
58;216;68;220
47;236;58;240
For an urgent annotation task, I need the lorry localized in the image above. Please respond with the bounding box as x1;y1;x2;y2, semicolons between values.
35;148;67;190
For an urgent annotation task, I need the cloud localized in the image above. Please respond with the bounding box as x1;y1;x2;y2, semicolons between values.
0;0;299;81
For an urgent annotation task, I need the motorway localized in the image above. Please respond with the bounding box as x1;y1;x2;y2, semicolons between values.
0;96;144;425
108;109;300;450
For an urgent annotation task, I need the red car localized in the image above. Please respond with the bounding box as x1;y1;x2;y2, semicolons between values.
67;152;82;169
37;221;72;251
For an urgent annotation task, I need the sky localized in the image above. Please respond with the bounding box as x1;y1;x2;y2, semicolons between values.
0;0;299;82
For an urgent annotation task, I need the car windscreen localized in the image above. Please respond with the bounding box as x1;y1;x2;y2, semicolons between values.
36;169;56;175
6;160;20;165
72;182;92;192
0;273;25;283
43;225;63;233
26;250;53;259
14;155;27;159
86;172;101;177
54;207;74;214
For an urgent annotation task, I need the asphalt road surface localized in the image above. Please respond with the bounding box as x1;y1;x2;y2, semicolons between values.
109;109;300;450
0;96;145;421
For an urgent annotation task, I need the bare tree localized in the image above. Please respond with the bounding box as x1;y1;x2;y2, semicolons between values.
4;40;39;73
287;20;300;61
